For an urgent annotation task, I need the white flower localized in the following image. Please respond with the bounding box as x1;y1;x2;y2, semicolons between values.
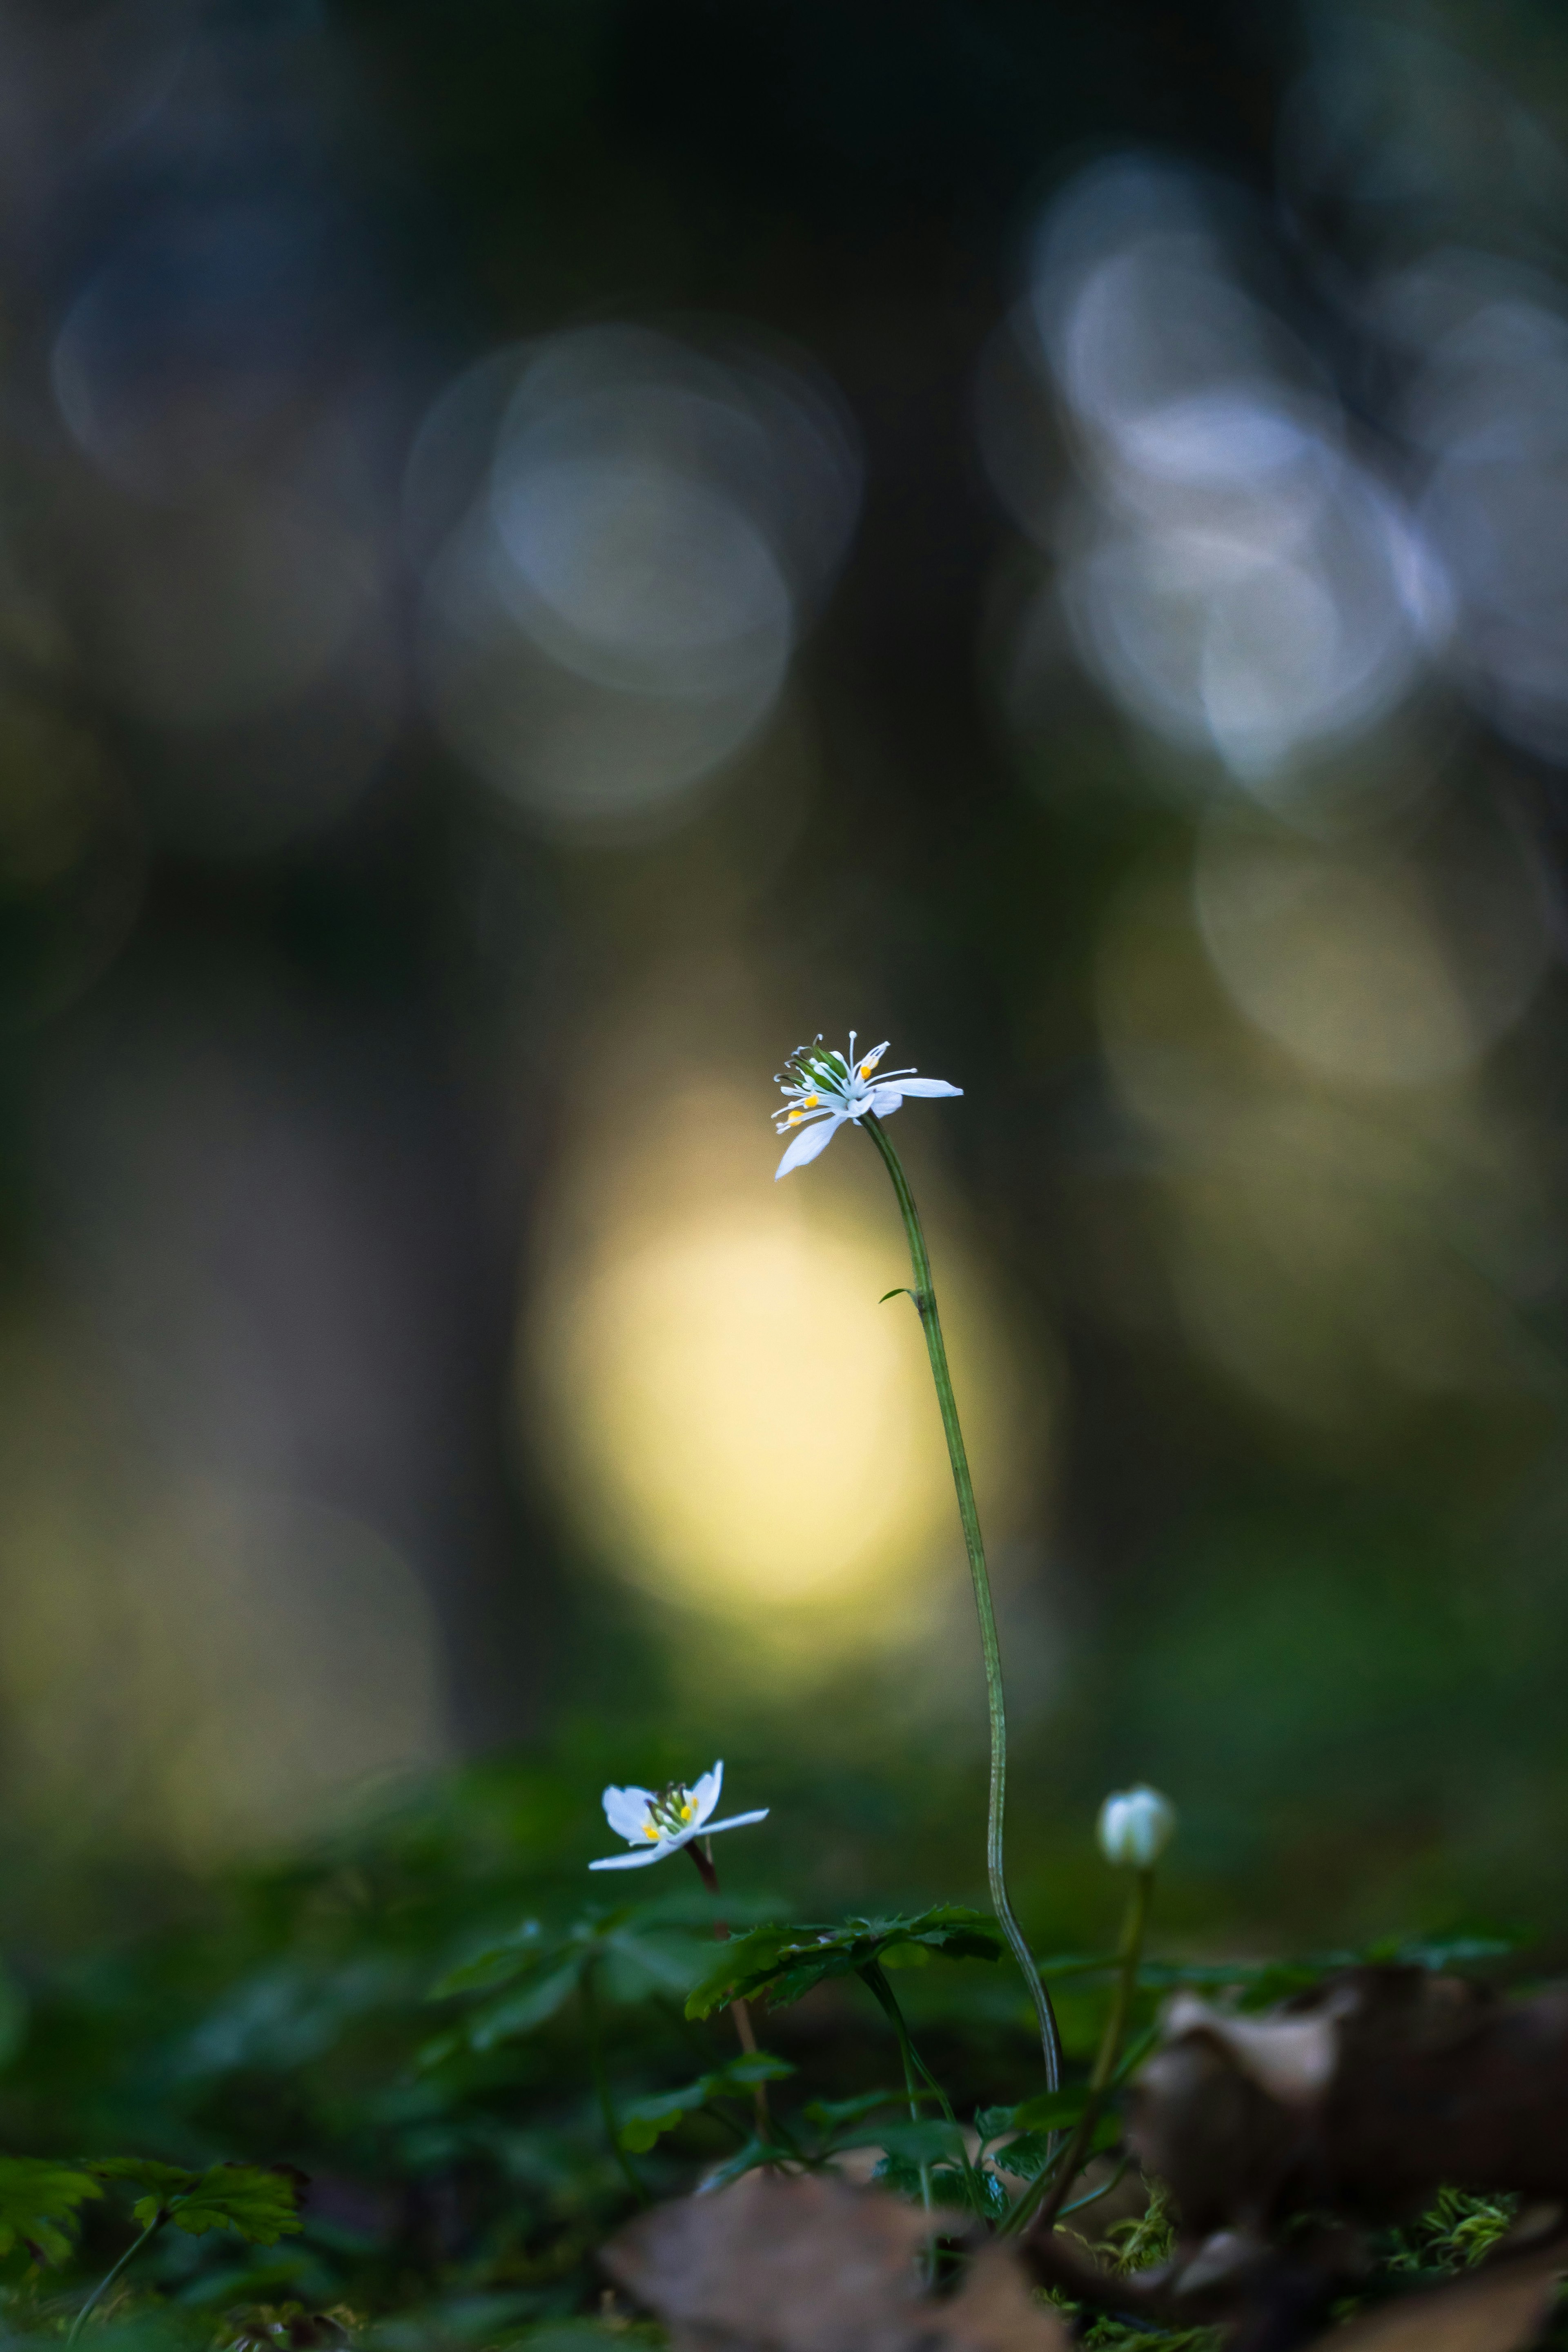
773;1031;962;1178
588;1760;769;1872
1097;1785;1177;1870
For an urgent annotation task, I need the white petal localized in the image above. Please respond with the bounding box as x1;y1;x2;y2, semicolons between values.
704;1809;770;1836
893;1077;962;1098
775;1113;846;1178
588;1844;671;1869
867;1087;905;1116
689;1762;724;1829
602;1784;657;1842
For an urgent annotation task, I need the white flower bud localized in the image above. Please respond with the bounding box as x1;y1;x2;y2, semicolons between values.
1097;1785;1176;1869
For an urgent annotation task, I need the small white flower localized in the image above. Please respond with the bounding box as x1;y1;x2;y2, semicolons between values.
588;1760;769;1872
1097;1785;1177;1870
773;1031;962;1179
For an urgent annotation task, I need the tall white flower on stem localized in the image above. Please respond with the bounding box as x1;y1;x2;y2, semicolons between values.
769;1026;1065;2099
588;1761;768;1871
773;1032;961;1178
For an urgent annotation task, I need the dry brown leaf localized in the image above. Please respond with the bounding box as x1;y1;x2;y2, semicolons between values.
601;2171;1071;2352
601;2170;932;2352
1303;2250;1563;2352
938;2244;1073;2350
1128;1966;1568;2246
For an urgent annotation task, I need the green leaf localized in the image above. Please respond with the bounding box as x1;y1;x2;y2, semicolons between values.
430;1920;546;2000
89;2158;196;2195
804;2091;908;2134
0;2158;101;2264
973;2105;1016;2142
971;2169;1011;2220
682;1926;812;2022
468;1960;584;2050
162;2164;305;2243
692;2136;777;2195
684;1907;1002;2021
599;1927;713;2003
887;1905;1004;1958
617;2053;795;2152
993;2129;1054;2183
414;2027;466;2074
1006;2086;1092;2134
94;2158;303;2242
722;2054;795;2087
90;2157;203;2238
838;2118;965;2166
871;2153;976;2209
617;2089;696;2154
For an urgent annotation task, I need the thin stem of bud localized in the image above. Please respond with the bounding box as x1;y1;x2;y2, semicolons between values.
861;1113;1062;2094
1022;1866;1152;2242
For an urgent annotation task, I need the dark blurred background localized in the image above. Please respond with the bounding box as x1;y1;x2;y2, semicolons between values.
0;0;1563;1957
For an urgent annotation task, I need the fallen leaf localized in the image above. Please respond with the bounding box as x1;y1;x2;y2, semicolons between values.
1305;2248;1564;2352
938;2246;1073;2350
601;2170;1070;2352
1127;1966;1568;2248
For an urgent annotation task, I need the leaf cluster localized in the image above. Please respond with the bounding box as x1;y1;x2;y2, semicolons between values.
427;1894;748;2061
617;2054;795;2153
683;1906;1003;2021
89;2160;306;2243
0;2156;102;2263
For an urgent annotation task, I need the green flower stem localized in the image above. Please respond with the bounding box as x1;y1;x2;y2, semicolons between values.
858;1967;961;2147
688;1840;770;2130
67;2210;167;2345
859;1963;934;2232
1024;1866;1153;2242
582;1960;648;2205
1059;2155;1131;2222
860;1958;996;2228
862;1113;1062;2093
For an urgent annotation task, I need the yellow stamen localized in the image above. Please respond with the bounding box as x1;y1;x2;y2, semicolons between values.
787;1108;804;1124
643;1824;658;1840
802;1094;819;1107
680;1802;693;1821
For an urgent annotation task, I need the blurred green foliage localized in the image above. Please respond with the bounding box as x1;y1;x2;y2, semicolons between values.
0;1747;1533;2347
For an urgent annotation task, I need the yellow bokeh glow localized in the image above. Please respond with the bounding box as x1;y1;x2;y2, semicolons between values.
552;1211;949;1608
524;1052;1036;1653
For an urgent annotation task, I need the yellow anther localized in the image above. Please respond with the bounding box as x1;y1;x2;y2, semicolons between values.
680;1802;693;1821
643;1824;658;1840
860;1062;872;1078
802;1093;819;1107
787;1108;804;1124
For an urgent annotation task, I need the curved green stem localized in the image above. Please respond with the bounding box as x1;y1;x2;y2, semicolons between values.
862;1114;1062;2094
67;2212;166;2345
